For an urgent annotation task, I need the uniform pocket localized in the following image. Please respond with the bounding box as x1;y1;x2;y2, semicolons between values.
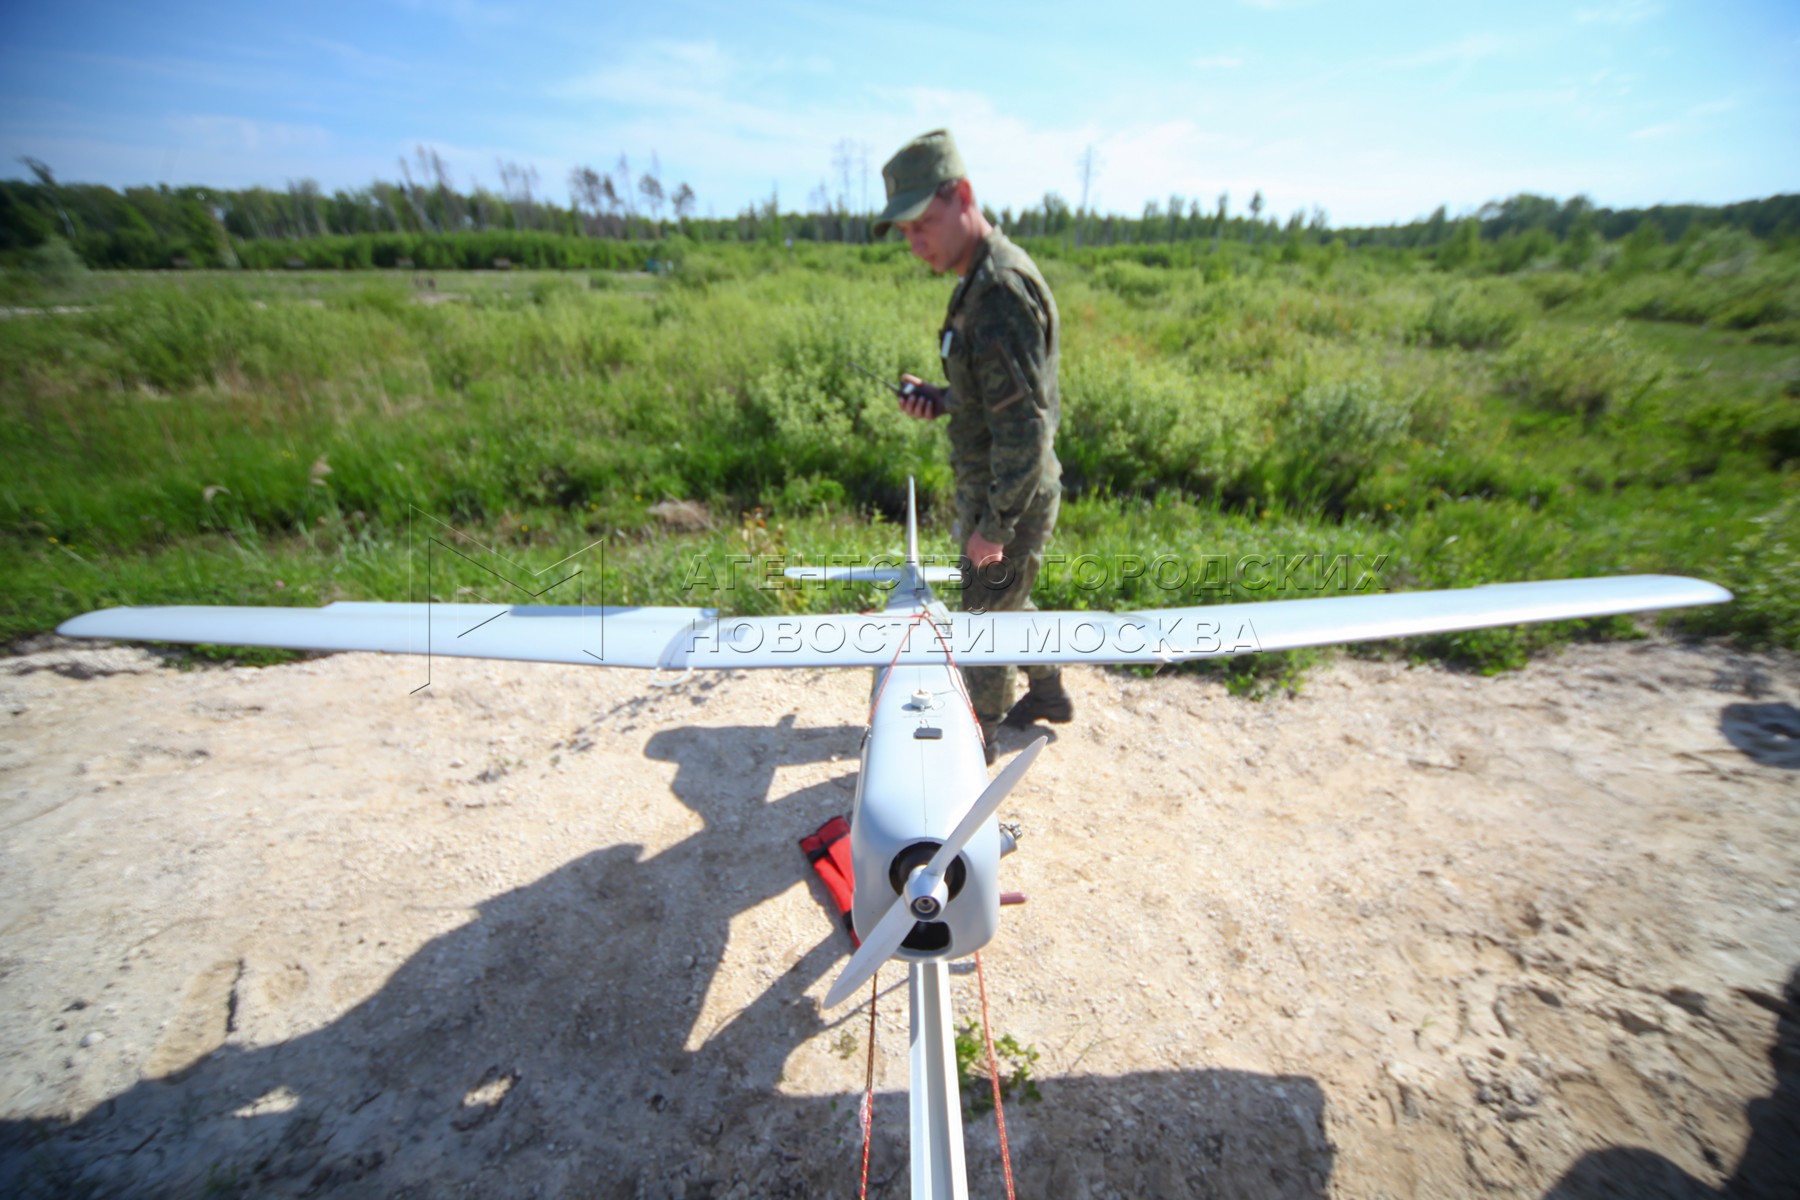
976;343;1029;412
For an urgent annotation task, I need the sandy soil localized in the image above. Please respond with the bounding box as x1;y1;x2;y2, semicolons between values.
0;634;1796;1199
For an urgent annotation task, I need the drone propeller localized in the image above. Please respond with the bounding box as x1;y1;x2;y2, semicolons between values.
823;735;1048;1009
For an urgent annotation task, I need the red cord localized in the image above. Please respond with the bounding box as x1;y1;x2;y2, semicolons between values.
859;968;879;1200
977;951;1018;1200
866;611;929;722
864;609;986;763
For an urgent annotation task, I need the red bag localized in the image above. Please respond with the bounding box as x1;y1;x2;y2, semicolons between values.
800;815;858;947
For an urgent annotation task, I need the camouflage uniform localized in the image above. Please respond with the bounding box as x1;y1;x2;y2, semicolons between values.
939;228;1063;726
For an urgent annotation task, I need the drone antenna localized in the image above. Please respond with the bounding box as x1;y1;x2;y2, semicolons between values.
904;476;920;570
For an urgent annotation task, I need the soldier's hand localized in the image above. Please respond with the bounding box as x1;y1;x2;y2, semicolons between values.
964;530;1005;569
898;374;946;420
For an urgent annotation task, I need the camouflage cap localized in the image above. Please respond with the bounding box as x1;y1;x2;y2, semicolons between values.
873;129;966;238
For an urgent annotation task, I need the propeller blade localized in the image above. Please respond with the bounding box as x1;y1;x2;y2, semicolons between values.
821;735;1049;1010
823;890;918;1009
926;735;1047;879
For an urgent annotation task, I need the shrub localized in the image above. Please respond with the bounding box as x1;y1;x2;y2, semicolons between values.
665;249;747;290
1714;287;1795;330
1093;260;1175;303
1492;228;1556;274
1710;499;1800;647
1058;349;1260;498
1750;320;1800;345
1496;324;1664;420
1676;227;1760;276
1417;286;1527;349
1520;272;1589;311
1259;377;1413;512
27;236;87;292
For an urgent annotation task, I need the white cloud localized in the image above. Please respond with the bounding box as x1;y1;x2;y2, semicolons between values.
296;35;415;79
167;115;333;155
554;40;736;111
4;123;392;190
1626;95;1738;142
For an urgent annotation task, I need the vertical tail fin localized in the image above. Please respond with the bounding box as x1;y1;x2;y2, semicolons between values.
905;476;920;570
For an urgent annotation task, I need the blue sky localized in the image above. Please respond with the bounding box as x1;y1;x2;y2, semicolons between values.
2;0;1795;226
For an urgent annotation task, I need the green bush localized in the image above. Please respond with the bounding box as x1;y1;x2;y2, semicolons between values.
1612;252;1798;330
1417;285;1527;349
27;236;88;292
666;248;748;290
1093;260;1176;303
1492;228;1556;274
1674;497;1800;648
1496;324;1665;420
1258;377;1413;511
1058;348;1260;498
1750;320;1800;345
1677;227;1761;275
1519;271;1591;311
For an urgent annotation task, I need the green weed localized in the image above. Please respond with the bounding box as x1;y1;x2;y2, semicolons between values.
953;1021;1041;1114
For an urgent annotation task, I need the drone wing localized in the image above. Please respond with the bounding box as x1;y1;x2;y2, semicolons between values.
1120;573;1734;662
655;574;1730;668
58;575;1729;670
57;602;718;669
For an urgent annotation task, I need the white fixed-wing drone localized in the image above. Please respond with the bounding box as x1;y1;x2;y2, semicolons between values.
58;482;1729;1200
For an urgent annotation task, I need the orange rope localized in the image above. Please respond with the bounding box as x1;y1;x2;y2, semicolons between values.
866;611;932;722
976;951;1018;1200
859;968;879;1200
866;611;983;757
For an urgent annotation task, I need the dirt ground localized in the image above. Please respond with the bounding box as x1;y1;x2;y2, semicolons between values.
0;634;1796;1199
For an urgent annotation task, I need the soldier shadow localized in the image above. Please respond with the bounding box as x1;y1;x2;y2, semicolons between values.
1;716;1335;1200
1540;964;1800;1200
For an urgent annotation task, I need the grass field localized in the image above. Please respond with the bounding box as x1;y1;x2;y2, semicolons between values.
3;237;1795;689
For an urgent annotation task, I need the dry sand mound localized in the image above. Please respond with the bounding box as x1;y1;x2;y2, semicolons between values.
1;636;1796;1198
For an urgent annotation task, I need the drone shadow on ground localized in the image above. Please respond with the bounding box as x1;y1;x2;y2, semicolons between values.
0;714;1334;1198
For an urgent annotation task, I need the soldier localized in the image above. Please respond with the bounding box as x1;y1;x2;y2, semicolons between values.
873;128;1074;764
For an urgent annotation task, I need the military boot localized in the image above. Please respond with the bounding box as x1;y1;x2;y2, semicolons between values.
1001;672;1074;729
979;718;1000;766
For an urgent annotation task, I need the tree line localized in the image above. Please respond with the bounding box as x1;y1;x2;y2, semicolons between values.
2;148;1795;272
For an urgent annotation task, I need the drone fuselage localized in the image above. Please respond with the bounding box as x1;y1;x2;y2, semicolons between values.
851;658;1003;963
